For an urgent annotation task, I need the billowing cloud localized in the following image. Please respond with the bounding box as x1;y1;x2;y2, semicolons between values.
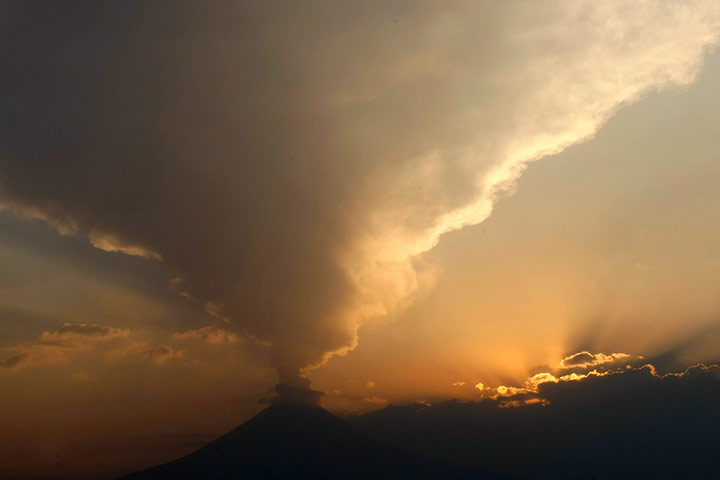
558;351;634;370
2;1;720;395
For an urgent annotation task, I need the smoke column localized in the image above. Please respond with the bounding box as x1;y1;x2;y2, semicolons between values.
1;1;719;399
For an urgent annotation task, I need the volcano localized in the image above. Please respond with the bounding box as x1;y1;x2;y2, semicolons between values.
119;403;499;479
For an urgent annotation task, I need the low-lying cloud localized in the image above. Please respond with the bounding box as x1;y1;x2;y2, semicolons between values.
350;362;720;479
0;322;166;370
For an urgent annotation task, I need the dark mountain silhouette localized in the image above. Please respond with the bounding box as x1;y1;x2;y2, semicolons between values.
347;366;720;480
119;403;503;479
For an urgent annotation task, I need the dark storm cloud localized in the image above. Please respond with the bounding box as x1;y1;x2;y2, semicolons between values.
350;364;720;480
2;0;719;396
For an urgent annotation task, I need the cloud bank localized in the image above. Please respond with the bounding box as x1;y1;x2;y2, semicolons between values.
1;1;720;392
351;362;720;479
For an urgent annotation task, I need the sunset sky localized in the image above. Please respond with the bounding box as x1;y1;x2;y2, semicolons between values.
2;2;720;478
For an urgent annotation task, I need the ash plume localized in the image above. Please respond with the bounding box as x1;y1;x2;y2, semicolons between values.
1;0;719;398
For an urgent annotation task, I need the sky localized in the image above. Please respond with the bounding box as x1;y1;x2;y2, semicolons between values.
1;1;720;478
